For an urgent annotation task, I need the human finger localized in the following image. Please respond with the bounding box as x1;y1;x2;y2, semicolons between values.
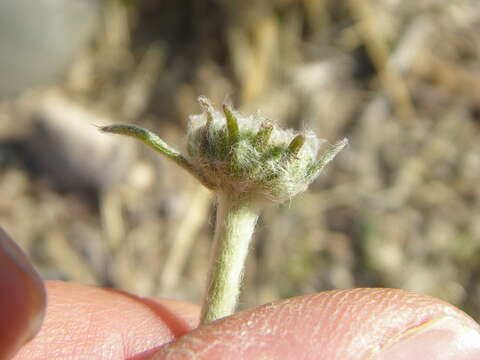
0;227;46;360
153;288;480;359
12;281;200;360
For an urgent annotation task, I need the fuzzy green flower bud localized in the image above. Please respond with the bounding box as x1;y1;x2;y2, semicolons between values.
100;96;346;204
186;96;347;204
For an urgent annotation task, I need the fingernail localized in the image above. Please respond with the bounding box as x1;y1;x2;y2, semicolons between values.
378;316;480;360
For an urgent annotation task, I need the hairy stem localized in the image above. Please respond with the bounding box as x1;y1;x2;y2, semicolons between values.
201;194;259;323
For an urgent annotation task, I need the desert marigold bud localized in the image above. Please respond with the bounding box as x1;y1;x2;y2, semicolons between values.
186;96;347;204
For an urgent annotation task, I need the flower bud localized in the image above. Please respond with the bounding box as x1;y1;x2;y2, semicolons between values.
187;97;347;204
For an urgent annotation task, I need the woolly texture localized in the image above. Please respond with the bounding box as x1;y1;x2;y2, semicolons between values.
187;96;347;204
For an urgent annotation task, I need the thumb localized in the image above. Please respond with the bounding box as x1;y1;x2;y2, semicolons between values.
0;227;46;360
152;288;480;359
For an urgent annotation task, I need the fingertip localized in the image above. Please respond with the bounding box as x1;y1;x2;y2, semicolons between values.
153;288;480;359
0;227;46;359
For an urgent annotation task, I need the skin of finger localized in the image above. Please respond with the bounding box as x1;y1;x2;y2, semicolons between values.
0;228;46;360
12;281;200;360
151;288;480;360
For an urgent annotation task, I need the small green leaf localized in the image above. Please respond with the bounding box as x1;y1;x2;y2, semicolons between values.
223;104;239;144
100;124;215;189
254;121;273;150
308;138;348;176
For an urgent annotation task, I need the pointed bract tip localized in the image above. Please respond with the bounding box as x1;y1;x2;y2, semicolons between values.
223;104;239;142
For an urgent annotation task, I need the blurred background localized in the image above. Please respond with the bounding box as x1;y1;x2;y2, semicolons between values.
1;0;480;319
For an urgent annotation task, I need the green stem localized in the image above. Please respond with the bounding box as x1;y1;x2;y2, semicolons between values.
200;193;259;323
